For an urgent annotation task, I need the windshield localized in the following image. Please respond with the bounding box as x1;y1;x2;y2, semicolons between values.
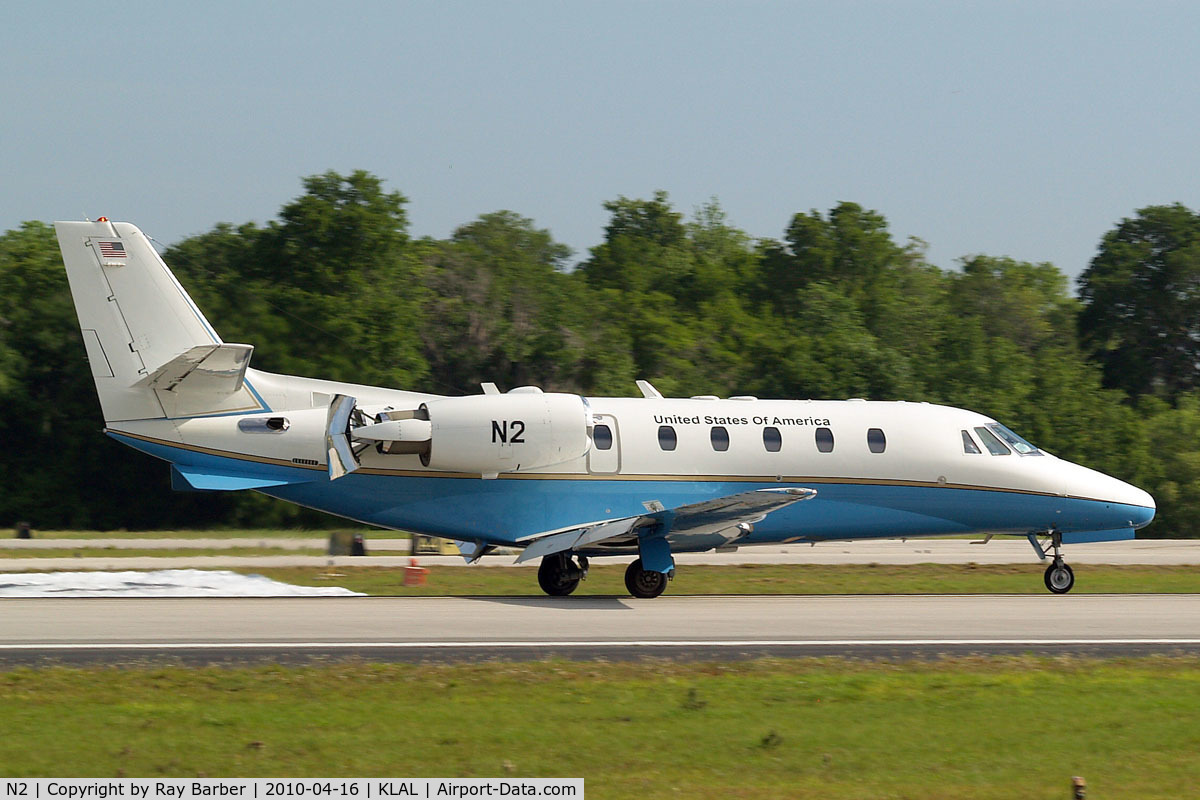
987;423;1041;456
974;426;1010;456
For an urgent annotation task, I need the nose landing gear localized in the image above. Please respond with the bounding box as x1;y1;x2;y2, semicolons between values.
1028;530;1075;594
1044;561;1075;594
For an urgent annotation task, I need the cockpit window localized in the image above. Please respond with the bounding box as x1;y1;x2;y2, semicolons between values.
974;426;1011;456
961;430;981;454
987;423;1042;456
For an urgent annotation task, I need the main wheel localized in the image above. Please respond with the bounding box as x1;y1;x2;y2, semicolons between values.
538;554;581;596
624;558;668;599
1044;562;1075;594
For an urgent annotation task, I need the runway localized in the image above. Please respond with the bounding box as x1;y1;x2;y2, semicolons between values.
2;594;1199;664
2;538;1198;572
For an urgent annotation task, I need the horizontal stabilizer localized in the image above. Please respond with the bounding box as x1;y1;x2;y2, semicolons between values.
137;343;253;395
171;464;316;492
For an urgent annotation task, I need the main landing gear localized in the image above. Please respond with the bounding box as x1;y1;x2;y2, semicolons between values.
1029;530;1075;594
536;554;672;598
537;553;588;596
624;558;668;599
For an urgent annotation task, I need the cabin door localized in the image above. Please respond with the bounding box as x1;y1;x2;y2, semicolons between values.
587;414;621;474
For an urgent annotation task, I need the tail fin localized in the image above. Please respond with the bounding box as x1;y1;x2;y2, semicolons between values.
55;220;257;422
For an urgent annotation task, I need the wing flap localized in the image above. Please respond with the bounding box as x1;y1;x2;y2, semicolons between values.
669;487;816;539
515;517;640;563
514;487;816;562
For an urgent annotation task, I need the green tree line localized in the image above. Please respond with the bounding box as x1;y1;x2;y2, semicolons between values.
2;171;1199;535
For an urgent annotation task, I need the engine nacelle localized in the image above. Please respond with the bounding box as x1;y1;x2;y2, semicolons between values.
420;391;591;475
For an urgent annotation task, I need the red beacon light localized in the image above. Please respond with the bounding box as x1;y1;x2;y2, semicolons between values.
97;217;108;222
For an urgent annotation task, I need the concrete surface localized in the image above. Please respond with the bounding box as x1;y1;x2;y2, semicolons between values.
1;594;1197;663
0;538;1197;571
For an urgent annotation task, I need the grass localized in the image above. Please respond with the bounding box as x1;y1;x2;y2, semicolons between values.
1;656;1197;797
5;558;1196;594
243;563;1200;596
8;529;407;540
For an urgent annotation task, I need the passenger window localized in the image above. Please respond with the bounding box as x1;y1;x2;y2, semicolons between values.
974;426;1011;456
763;426;782;452
593;424;613;451
658;425;677;452
961;429;982;454
710;426;730;452
867;428;886;454
815;427;834;453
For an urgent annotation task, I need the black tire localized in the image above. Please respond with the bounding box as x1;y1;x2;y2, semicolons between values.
1044;562;1075;594
538;554;580;597
624;558;668;599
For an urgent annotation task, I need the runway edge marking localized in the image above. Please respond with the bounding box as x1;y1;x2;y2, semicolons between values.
4;638;1200;650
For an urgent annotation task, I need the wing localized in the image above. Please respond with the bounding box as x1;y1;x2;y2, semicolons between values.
514;487;815;563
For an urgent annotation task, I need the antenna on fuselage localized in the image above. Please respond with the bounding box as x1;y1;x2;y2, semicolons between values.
636;379;663;399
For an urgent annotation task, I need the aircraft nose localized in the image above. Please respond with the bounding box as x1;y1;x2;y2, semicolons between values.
1126;484;1156;529
1060;462;1156;528
1111;478;1155;525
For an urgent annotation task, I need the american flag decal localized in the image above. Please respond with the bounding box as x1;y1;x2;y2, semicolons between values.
98;241;126;259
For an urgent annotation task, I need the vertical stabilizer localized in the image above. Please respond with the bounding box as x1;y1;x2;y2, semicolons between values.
55;220;227;422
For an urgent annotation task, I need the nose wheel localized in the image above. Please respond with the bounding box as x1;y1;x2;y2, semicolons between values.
1029;530;1076;594
1044;561;1075;594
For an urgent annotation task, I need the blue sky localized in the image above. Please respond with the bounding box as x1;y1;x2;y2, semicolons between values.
4;1;1198;281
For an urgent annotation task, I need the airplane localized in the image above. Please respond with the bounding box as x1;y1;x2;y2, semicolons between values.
54;219;1156;598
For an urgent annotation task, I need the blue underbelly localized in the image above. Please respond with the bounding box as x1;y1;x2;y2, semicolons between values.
261;473;1149;547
